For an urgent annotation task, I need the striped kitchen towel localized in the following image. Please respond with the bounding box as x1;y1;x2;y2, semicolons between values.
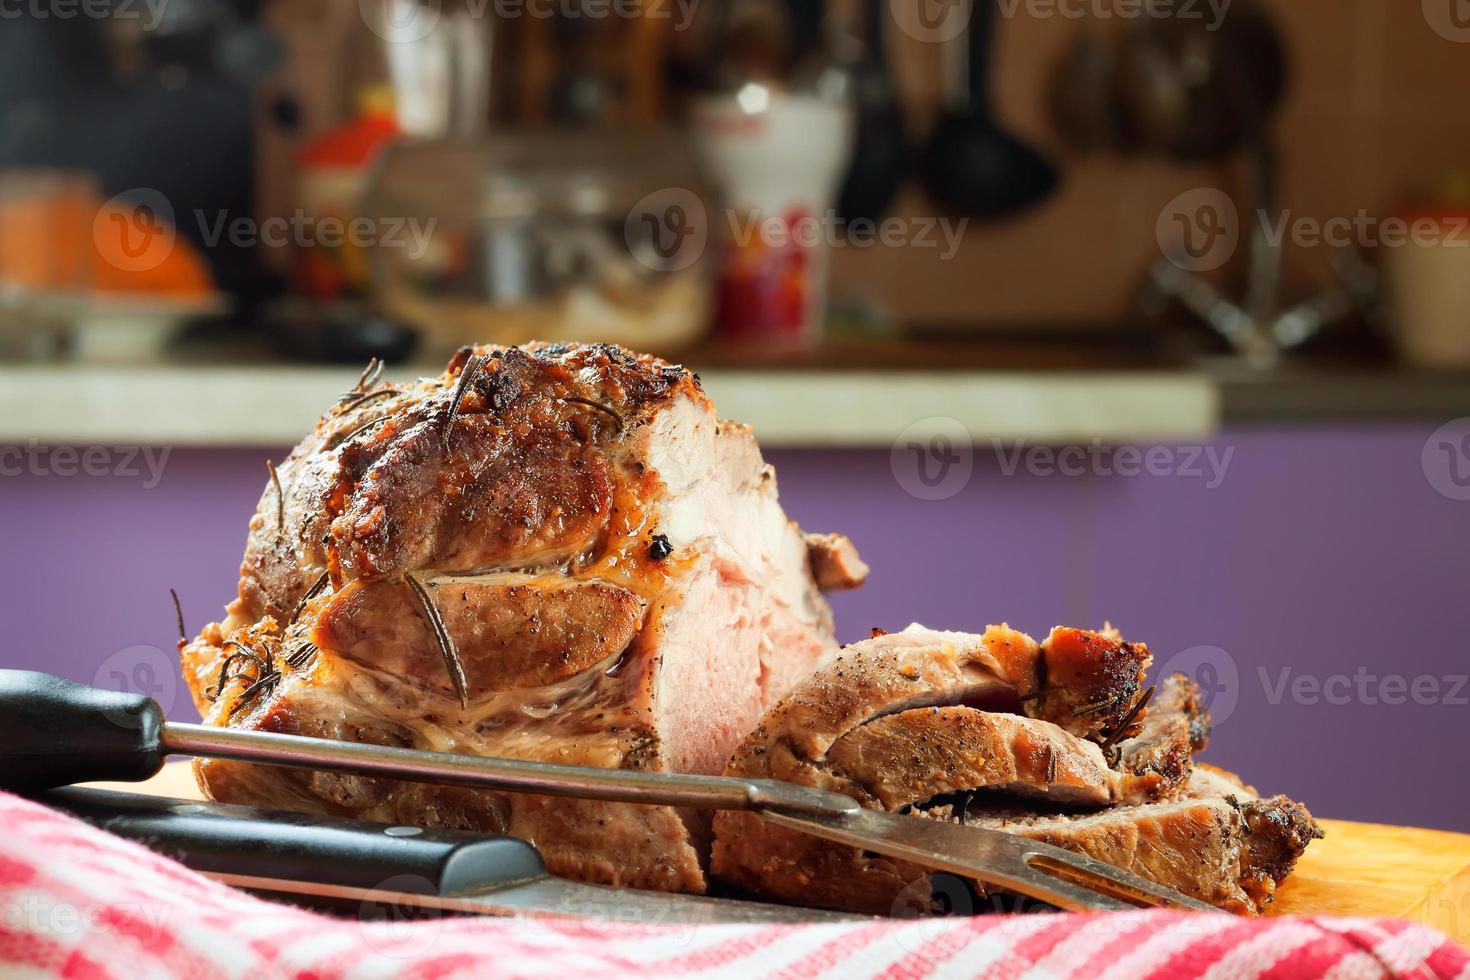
0;791;1464;980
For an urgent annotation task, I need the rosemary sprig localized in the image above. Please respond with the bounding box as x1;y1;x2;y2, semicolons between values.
1101;686;1156;751
442;353;486;451
336;387;396;413
406;572;468;708
288;570;331;627
205;641;269;702
170;588;186;646
230;666;282;715
284;640;319;670
267;460;285;535
327;412;394;449
1073;697;1119;718
348;357;384;396
559;396;624;431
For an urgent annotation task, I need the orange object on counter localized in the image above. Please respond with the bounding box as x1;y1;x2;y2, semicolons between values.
0;171;213;297
90;199;213;297
295;86;401;300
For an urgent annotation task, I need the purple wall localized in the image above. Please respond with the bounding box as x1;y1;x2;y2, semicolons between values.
4;427;1467;831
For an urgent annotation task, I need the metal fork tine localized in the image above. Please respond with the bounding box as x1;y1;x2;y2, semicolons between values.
1019;846;1218;912
763;808;1214;914
995;873;1138;913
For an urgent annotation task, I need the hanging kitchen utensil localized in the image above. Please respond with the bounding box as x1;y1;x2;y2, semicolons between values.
3;670;1214;914
1115;0;1287;161
921;0;1058;219
1047;30;1124;154
832;0;909;226
1112;19;1193;155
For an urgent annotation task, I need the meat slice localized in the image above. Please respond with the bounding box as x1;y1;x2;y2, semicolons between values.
181;343;859;892
710;624;1318;916
710;704;1123;915
751;623;1151;767
1035;626;1153;740
803;533;869;591
1114;673;1210;803
711;623;1161;912
824;708;1118;811
966;767;1323;915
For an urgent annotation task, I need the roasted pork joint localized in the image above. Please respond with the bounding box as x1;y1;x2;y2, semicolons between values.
180;343;863;892
711;623;1320;916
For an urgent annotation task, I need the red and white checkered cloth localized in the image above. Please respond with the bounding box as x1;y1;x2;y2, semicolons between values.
1;791;1465;980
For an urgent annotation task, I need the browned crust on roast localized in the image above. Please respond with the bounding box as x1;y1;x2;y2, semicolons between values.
228;343;706;628
312;574;646;699
1033;626;1153;741
804;532;870;591
1114;673;1210;802
1236;796;1323;910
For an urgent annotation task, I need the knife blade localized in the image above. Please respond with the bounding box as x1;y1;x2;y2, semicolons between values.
39;787;864;925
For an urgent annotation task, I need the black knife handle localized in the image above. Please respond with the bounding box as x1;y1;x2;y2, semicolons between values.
0;670;166;791
41;787;547;897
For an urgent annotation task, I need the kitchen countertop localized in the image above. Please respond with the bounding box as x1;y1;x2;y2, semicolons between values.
3;339;1466;447
0;363;1219;447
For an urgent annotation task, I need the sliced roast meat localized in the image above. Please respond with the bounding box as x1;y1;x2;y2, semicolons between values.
711;623;1164;912
711;703;1125;915
748;623;1151;767
804;532;870;591
710;622;1317;916
824;708;1119;811
1114;672;1210;802
715;759;1319;916
964;766;1323;915
1035;626;1153;741
182;342;860;893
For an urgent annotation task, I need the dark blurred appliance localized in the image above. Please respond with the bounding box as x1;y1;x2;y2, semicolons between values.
0;1;283;300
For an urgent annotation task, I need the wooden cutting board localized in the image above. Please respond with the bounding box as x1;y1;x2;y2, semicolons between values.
86;764;1470;944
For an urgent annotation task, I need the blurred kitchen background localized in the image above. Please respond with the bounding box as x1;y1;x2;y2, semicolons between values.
2;0;1469;830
